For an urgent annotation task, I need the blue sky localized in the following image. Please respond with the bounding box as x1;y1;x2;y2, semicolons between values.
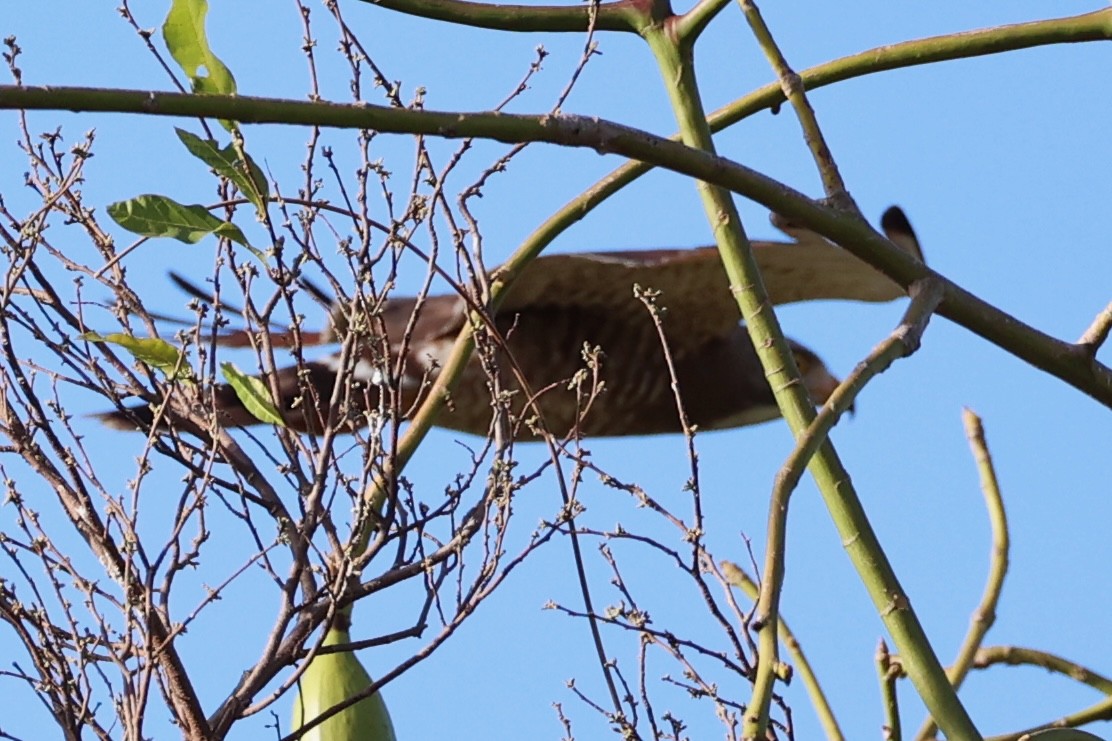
2;1;1111;739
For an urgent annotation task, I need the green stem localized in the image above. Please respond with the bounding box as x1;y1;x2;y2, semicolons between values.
675;0;734;41
973;646;1112;695
356;0;640;32
714;9;1112;132
1078;300;1112;349
722;562;845;740
736;0;851;204
976;647;1112;738
877;640;902;741
5;83;1109;410
523;6;1112;264
642;19;980;741
916;411;1010;740
753;278;943;735
640;27;812;735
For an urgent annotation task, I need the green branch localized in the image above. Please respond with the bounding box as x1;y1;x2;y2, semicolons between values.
877;640;903;741
513;6;1112;312
1078;300;1112;351
675;0;735;41
752;278;943;733
640;21;847;735
722;562;845;740
736;0;851;204
644;0;972;725
3;84;1108;411
712;8;1112;132
916;410;1010;740
356;0;641;32
974;646;1112;695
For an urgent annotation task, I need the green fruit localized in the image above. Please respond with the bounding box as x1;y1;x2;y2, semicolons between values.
291;627;397;741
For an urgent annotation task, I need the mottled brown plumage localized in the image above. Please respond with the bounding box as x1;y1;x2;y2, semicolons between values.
99;208;922;439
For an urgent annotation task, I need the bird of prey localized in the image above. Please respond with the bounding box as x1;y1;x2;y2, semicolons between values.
99;208;922;439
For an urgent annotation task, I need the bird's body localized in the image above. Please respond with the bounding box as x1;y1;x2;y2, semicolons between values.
369;299;830;438
99;208;921;439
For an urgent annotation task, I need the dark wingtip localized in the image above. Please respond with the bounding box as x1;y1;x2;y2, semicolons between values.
298;276;333;308
170;271;255;317
880;206;924;262
92;406;154;431
880;206;911;235
168;271;215;304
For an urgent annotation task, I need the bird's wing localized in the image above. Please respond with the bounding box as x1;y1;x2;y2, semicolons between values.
167;208;920;351
377;295;467;355
497;246;736;343
497;206;922;344
754;205;922;305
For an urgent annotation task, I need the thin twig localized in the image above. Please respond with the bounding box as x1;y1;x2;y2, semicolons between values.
1078;300;1112;352
736;0;853;206
916;409;1010;740
721;561;845;740
876;640;902;741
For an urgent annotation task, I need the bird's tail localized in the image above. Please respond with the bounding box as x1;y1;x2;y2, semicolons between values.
94;359;358;435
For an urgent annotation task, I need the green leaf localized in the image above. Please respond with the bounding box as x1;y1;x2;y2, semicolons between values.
292;628;397;741
162;0;236;96
220;362;285;427
82;332;192;380
107;194;249;247
176;128;269;217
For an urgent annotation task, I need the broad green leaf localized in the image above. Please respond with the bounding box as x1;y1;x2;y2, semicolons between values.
82;332;192;380
220;362;285;427
176;128;269;217
292;628;397;741
162;0;236;96
107;194;249;247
